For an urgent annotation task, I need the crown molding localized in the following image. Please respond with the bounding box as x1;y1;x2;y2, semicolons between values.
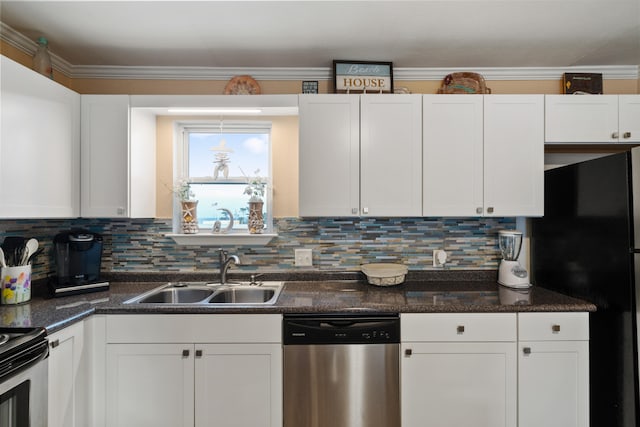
3;21;638;82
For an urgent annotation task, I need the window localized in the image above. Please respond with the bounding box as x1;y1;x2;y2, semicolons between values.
175;121;272;234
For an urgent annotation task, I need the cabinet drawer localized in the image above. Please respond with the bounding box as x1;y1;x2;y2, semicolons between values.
518;312;589;341
106;314;282;343
401;313;517;342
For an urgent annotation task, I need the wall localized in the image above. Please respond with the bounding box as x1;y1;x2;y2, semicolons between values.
0;216;515;280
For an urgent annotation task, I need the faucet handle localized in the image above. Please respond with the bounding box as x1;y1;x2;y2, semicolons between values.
249;274;263;286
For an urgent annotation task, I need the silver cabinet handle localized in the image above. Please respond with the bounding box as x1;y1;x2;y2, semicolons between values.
523;347;532;355
624;132;632;139
457;325;465;334
552;324;561;333
182;349;190;357
486;207;494;214
195;349;203;358
50;339;60;349
476;207;483;214
612;132;619;139
362;207;369;214
351;208;358;214
405;348;413;357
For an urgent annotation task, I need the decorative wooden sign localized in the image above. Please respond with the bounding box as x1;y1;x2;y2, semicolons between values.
333;60;393;93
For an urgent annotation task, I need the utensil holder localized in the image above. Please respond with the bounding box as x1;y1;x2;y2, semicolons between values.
1;265;32;304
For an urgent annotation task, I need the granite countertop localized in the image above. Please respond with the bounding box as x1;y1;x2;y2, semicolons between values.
0;270;596;333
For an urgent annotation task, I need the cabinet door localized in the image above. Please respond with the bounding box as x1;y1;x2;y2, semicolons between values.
48;322;84;427
619;95;640;143
0;56;80;218
401;341;517;427
360;94;422;216
518;340;589;427
423;95;483;216
545;95;619;143
81;95;130;217
298;94;359;216
106;344;194;427
484;95;544;217
194;343;282;427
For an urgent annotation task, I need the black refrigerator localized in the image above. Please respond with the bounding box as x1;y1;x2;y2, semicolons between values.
531;148;640;427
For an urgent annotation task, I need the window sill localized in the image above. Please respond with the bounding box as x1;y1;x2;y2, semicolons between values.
166;233;277;246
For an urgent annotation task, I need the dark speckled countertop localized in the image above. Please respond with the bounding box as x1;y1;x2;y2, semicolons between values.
0;270;596;333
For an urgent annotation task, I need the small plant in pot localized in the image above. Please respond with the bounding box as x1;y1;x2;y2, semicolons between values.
241;169;267;234
174;178;198;234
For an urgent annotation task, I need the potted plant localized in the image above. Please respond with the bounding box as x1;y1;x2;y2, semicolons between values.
242;169;267;234
174;178;198;234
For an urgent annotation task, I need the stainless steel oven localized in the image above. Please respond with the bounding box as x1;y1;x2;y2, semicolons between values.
0;327;48;427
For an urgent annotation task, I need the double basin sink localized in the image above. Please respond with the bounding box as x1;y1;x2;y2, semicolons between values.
125;281;284;306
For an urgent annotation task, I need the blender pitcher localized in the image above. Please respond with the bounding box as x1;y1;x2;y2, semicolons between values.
498;230;530;288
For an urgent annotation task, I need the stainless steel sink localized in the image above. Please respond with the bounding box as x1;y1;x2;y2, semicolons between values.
135;287;214;304
125;281;283;305
208;287;276;304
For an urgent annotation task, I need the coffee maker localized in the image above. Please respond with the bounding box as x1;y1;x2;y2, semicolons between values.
51;229;109;296
497;230;531;288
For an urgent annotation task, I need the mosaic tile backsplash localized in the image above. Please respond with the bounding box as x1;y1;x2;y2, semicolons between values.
0;217;515;281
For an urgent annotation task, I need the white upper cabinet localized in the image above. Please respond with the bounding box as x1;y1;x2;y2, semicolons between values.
484;95;544;217
0;55;80;218
360;94;422;216
545;94;640;143
81;95;156;218
298;94;360;217
423;95;484;216
619;95;640;143
423;95;544;217
298;94;422;217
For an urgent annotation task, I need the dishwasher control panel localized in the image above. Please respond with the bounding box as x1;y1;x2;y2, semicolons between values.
283;314;400;345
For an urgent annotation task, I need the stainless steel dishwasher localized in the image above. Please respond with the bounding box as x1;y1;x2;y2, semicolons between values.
283;314;400;427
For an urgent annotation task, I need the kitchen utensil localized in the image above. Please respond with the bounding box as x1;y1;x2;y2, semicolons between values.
23;238;38;265
1;237;25;266
26;248;43;265
361;263;408;286
497;230;530;288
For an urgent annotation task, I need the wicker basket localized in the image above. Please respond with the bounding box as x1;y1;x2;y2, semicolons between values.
437;72;491;94
361;263;408;287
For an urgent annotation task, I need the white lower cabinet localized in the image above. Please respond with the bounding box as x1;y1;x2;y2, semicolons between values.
401;313;518;427
401;312;589;427
47;321;87;427
518;312;590;427
104;314;282;427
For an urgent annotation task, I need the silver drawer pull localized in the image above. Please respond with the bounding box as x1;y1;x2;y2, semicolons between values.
476;207;483;214
624;132;632;139
523;347;532;355
552;324;561;333
486;207;494;214
457;325;465;334
612;132;619;139
182;349;190;357
195;349;203;358
405;348;413;357
50;339;60;349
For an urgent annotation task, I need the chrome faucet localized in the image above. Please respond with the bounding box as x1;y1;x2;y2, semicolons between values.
218;249;240;284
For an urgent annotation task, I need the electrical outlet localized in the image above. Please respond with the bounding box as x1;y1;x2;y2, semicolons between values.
294;248;313;267
433;250;447;267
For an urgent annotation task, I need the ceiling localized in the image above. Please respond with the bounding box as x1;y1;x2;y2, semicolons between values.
1;0;639;71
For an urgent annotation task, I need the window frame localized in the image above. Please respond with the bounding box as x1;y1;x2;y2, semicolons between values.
173;120;274;235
